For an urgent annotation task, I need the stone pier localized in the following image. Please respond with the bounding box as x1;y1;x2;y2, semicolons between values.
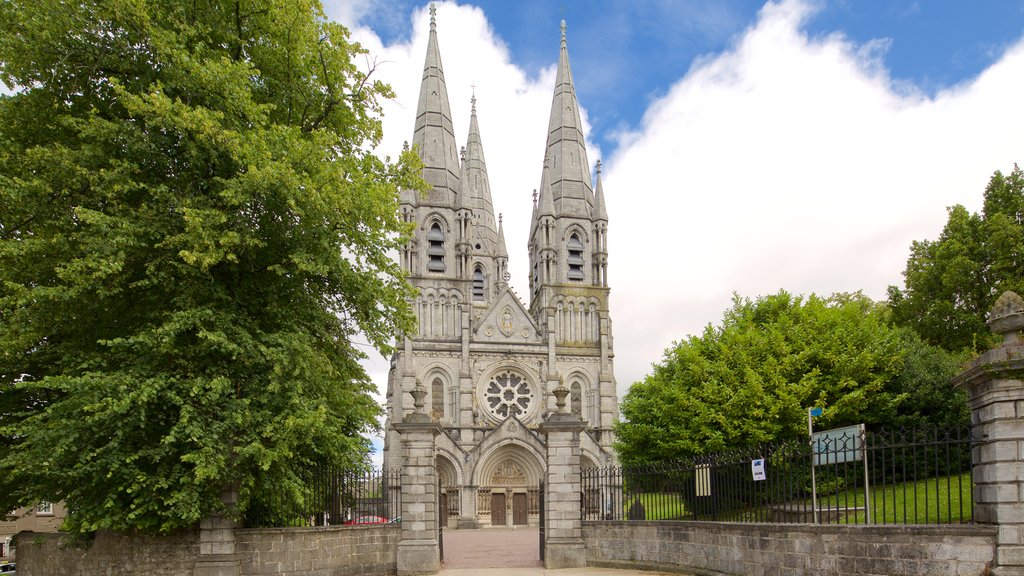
953;291;1024;576
538;382;587;569
393;380;443;575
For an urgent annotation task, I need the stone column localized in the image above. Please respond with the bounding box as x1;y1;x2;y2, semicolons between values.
953;291;1024;576
193;489;240;576
538;382;587;569
393;380;443;576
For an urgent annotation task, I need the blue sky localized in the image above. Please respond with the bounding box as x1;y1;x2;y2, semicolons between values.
346;0;1024;157
331;1;1024;465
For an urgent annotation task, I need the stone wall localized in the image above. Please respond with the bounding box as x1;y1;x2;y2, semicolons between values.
236;525;399;576
14;525;399;576
14;530;199;576
584;521;997;576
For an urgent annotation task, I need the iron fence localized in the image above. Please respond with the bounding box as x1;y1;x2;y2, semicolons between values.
583;427;973;525
244;468;401;528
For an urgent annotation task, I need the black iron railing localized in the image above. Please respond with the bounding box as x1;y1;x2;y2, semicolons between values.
245;468;402;528
583;427;972;525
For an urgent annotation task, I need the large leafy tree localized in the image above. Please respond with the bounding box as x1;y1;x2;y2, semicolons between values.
0;0;423;532
615;292;967;466
888;165;1024;352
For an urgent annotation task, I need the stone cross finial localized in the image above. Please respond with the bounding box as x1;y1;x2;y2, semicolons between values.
596;159;602;175
411;379;428;414
460;145;466;162
532;189;538;203
429;3;436;26
988;290;1024;345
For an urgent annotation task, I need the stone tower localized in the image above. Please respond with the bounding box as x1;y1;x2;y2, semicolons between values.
383;10;617;529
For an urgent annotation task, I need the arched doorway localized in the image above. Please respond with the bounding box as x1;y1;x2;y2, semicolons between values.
436;454;459;529
475;443;543;527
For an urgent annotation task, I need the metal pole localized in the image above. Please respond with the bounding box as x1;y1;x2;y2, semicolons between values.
809;408;819;524
861;424;871;524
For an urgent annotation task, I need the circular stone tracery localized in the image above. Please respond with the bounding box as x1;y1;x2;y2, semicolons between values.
484;369;534;420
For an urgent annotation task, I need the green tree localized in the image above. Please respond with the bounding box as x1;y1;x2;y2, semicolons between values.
888;165;1024;352
0;0;424;533
614;292;966;466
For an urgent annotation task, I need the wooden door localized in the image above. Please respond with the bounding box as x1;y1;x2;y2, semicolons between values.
491;493;506;526
512;492;527;525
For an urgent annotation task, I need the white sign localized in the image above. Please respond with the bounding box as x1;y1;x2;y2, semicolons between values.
812;424;865;467
751;458;766;481
696;464;711;496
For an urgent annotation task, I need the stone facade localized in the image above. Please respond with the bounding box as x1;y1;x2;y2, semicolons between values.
382;9;618;531
584;521;996;576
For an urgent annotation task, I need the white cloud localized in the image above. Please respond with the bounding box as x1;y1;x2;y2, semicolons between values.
606;0;1024;395
345;0;1024;419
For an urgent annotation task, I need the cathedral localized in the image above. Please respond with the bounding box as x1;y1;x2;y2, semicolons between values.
382;8;618;529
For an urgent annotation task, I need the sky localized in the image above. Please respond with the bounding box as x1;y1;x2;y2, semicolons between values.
321;0;1024;465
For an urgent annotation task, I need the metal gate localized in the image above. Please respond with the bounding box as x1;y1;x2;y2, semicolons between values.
437;479;444;563
538;480;545;561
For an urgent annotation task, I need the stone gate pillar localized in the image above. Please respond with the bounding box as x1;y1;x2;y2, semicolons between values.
538;382;586;569
193;489;240;576
953;291;1024;576
393;380;443;576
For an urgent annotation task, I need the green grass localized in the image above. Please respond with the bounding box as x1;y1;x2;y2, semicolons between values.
815;472;973;524
620;472;973;524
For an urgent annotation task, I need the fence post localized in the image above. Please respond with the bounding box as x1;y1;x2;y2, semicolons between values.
953;291;1024;575
393;380;443;575
538;381;587;569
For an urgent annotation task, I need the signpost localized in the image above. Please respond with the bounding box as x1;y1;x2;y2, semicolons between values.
807;410;870;524
807;408;822;523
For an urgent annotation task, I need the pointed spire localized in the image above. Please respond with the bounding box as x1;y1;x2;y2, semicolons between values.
593;159;608;222
541;18;593;218
538;158;557;218
497;213;508;259
462;94;498;252
412;5;460;205
529;188;539;240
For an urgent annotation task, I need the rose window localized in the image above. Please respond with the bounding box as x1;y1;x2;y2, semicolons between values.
484;370;533;419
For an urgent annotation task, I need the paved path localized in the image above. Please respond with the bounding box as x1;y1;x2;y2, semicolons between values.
441;526;542;569
438;527;682;575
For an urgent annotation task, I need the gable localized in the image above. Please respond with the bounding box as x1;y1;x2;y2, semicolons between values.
473;288;543;344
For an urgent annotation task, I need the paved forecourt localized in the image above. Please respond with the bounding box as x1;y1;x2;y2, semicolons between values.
438;527;683;575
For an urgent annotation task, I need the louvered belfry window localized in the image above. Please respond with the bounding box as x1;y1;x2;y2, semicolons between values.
567;234;584;281
427;224;445;272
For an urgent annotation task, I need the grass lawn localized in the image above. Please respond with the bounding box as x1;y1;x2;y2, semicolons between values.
620;472;973;524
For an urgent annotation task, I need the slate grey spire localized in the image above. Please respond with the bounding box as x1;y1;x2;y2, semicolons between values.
463;93;498;253
593;159;608;222
412;5;460;205
537;158;557;219
496;212;509;289
541;19;593;218
497;213;508;259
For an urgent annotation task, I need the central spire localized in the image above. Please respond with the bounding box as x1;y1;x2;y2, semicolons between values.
412;6;461;205
461;94;498;254
541;19;593;218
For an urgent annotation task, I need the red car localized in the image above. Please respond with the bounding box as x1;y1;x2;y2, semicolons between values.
343;515;388;525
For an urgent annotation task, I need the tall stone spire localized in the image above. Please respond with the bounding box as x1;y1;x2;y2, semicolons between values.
463;93;498;254
412;5;460;205
593;159;608;222
541;19;593;218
